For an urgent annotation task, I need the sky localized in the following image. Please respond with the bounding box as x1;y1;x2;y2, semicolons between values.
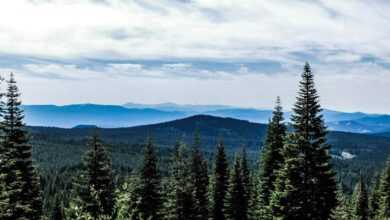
1;0;390;113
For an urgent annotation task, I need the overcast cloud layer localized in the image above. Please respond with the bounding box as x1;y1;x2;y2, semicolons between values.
1;0;390;113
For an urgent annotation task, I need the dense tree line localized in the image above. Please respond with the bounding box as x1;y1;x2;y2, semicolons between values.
2;63;390;219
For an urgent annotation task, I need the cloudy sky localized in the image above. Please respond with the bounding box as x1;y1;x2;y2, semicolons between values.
1;0;390;113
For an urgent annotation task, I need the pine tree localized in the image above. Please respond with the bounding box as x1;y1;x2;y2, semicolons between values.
51;195;65;220
75;133;115;219
212;141;229;220
369;174;381;219
135;138;162;220
164;141;194;220
225;155;247;220
352;176;369;220
270;63;337;219
240;148;250;220
2;73;42;220
115;175;142;220
333;186;352;220
0;173;10;219
379;158;390;219
257;97;286;218
0;76;10;220
190;132;209;220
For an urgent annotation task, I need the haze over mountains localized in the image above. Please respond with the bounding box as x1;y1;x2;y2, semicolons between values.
20;102;390;133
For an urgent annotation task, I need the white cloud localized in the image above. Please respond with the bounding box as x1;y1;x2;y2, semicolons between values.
0;1;389;112
0;0;388;62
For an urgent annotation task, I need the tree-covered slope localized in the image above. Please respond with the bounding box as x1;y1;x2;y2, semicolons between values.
28;115;390;174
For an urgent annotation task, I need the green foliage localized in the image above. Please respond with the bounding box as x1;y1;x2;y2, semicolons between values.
352;176;369;220
379;158;390;218
133;138;162;220
256;97;286;218
73;134;115;218
114;175;142;220
1;73;42;220
50;195;65;220
369;174;381;219
332;187;353;220
190;132;209;220
225;155;248;220
270;63;337;219
164;141;195;220
211;141;229;220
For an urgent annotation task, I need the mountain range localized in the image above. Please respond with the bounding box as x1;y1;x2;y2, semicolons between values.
20;103;390;133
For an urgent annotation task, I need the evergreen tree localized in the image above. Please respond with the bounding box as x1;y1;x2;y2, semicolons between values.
332;186;352;220
225;155;247;220
135;138;162;220
369;174;381;219
0;173;10;219
212;141;229;220
51;195;65;220
379;158;390;219
352;176;369;220
240;148;250;220
2;73;42;220
0;77;10;220
190;132;209;220
115;175;142;220
76;133;115;219
270;63;337;219
257;97;286;218
164;141;194;220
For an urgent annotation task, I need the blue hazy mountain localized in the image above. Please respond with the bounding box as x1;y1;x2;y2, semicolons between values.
21;104;186;128
124;102;233;113
20;103;390;133
205;108;369;124
328;115;390;133
124;103;371;123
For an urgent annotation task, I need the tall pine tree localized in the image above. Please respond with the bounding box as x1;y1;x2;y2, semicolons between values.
257;96;286;218
135;138;162;220
164;141;194;220
270;62;337;219
369;174;381;219
190;132;209;220
352;175;369;220
212;141;229;220
2;73;42;220
225;155;247;220
332;185;352;220
75;133;115;218
379;158;390;219
240;148;250;220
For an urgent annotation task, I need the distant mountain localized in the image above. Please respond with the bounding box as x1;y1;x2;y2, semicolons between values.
321;109;369;122
205;108;275;123
72;124;99;129
123;102;232;113
21;103;390;133
327;115;390;133
124;102;376;122
22;104;185;128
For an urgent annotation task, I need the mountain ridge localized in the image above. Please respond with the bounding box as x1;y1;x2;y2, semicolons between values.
20;103;390;133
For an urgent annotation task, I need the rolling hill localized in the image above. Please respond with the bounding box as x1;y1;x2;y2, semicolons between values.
29;115;390;174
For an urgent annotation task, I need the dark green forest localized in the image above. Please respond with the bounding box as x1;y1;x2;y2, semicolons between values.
2;63;390;219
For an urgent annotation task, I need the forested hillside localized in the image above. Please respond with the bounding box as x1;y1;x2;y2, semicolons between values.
29;115;390;175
